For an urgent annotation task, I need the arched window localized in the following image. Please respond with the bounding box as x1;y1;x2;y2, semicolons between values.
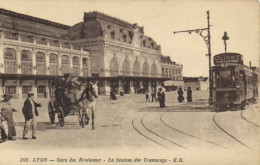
36;52;46;75
72;56;80;76
4;48;17;74
142;62;149;77
165;68;168;78
122;60;130;76
110;58;119;77
162;68;165;77
21;50;32;74
133;61;140;76
82;58;88;77
61;55;70;76
111;31;115;39
49;53;59;75
151;63;157;76
123;35;127;42
172;69;175;80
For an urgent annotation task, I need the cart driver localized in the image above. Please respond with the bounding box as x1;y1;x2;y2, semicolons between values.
63;73;81;105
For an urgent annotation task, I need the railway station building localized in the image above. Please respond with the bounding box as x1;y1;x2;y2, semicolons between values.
0;9;90;99
69;11;169;95
0;9;182;97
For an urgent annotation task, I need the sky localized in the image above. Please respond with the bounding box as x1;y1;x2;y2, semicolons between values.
0;0;259;77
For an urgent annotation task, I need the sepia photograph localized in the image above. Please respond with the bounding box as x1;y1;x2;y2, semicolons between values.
0;0;259;164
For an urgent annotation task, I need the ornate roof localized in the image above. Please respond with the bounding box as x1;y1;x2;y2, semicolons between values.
0;8;70;30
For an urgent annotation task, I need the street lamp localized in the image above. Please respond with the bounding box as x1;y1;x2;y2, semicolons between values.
173;11;213;104
222;31;229;53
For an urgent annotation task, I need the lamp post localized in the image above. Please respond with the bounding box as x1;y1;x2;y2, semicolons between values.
173;11;213;104
222;31;229;53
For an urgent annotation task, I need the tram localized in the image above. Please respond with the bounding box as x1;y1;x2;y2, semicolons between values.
212;53;258;110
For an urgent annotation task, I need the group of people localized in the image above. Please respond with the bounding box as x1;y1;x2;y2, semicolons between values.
145;86;193;108
0;91;41;143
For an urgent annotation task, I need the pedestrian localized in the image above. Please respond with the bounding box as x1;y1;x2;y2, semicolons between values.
157;88;166;108
187;86;192;102
22;91;41;140
151;90;157;102
0;94;17;141
145;91;150;102
177;87;184;103
110;89;113;100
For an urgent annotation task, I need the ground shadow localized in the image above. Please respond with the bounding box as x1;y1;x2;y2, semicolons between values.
15;121;87;131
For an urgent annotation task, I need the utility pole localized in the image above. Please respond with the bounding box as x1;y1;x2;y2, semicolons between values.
174;11;213;104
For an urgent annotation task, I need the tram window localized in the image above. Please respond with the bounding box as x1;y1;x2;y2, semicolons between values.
218;70;236;88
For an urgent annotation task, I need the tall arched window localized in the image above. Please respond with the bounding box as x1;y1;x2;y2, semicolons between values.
161;67;164;77
110;58;119;77
122;60;130;76
172;69;175;80
72;56;80;76
151;63;157;76
36;52;46;75
49;53;59;75
142;62;149;77
4;48;17;74
82;58;88;77
111;31;115;39
165;68;168;78
21;50;32;74
133;61;140;76
61;55;70;76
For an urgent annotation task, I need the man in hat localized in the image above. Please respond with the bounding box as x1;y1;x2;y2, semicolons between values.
22;91;41;140
0;94;17;141
157;88;166;108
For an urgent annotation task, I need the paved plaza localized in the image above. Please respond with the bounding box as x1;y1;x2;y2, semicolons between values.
1;91;259;151
1;91;260;165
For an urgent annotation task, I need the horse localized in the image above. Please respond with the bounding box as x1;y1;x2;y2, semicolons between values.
76;82;98;130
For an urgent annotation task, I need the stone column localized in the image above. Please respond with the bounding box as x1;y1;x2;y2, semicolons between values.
32;49;36;75
130;80;134;94
17;81;22;99
58;53;62;76
33;83;38;98
79;56;83;77
0;43;3;73
46;51;50;75
16;47;21;74
69;55;73;74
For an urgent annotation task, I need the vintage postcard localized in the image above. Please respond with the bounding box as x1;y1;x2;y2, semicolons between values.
0;0;259;164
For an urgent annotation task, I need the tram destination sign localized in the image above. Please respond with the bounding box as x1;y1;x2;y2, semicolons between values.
213;53;243;65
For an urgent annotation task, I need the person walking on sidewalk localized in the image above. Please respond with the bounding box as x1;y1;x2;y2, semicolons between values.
151;90;157;102
157;88;166;108
187;86;192;102
22;91;41;140
145;91;150;102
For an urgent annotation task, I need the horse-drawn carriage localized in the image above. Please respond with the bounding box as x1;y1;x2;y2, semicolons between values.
48;76;97;128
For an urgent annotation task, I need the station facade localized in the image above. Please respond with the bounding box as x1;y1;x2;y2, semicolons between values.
160;55;184;91
0;9;182;97
69;12;169;94
0;9;90;99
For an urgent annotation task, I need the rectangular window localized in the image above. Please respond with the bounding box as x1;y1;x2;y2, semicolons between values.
22;85;32;94
5;86;16;94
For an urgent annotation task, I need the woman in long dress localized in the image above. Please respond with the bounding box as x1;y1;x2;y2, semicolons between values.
0;94;17;140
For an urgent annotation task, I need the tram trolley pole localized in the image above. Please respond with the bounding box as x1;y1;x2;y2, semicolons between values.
173;11;213;104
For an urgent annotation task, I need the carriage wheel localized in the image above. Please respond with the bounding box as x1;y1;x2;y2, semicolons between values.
57;106;65;127
48;102;55;124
